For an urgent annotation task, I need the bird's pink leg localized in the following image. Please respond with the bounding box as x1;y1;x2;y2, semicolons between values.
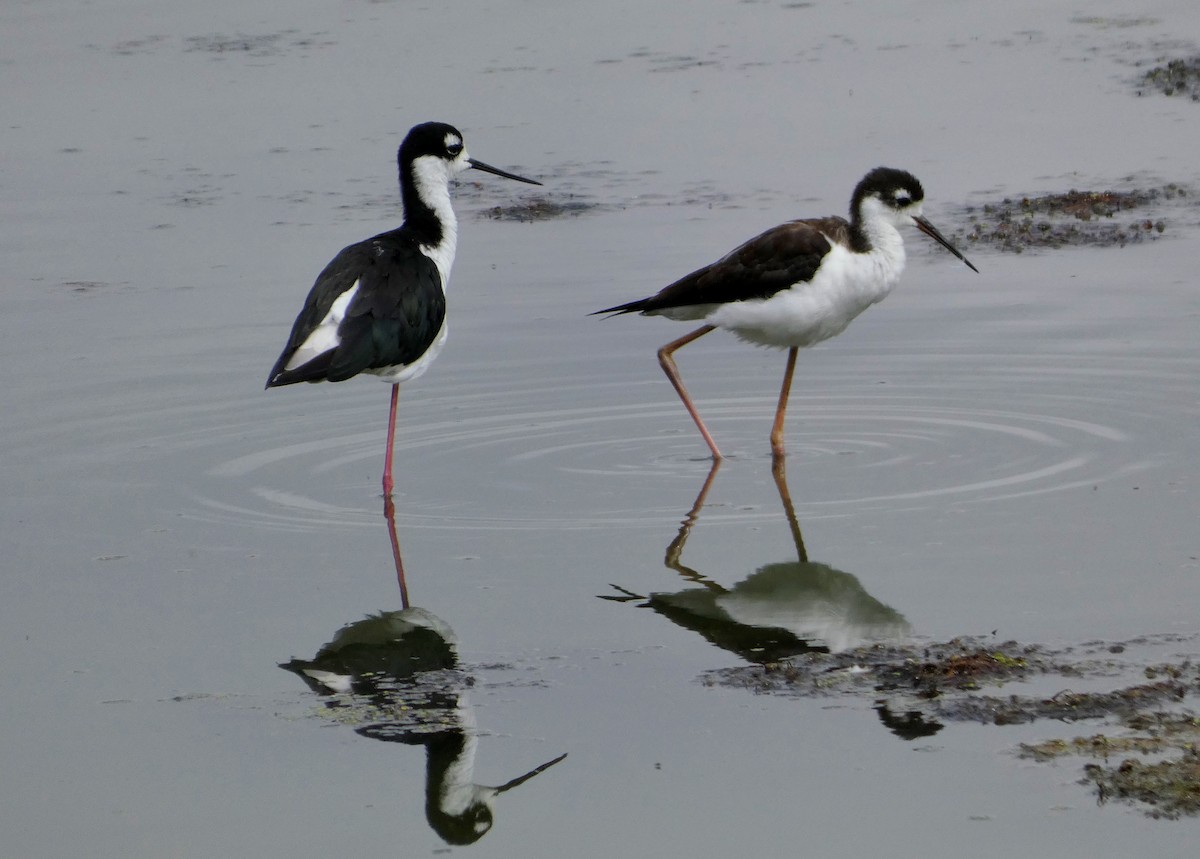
382;384;399;497
769;347;799;460
657;325;721;460
383;494;409;608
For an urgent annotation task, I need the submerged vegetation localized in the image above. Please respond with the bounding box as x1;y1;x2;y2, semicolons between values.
706;635;1200;818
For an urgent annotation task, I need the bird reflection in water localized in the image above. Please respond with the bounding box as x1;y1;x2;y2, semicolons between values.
604;460;911;661
281;497;567;845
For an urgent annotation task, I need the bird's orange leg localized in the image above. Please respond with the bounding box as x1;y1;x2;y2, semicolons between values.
771;454;808;563
657;324;721;460
769;347;799;460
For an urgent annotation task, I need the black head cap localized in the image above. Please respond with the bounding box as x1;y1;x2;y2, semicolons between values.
398;121;465;167
851;167;925;216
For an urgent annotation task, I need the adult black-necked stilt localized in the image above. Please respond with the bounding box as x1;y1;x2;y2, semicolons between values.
266;122;540;496
595;167;977;461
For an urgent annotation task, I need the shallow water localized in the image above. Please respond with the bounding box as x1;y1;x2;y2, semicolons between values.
4;0;1200;856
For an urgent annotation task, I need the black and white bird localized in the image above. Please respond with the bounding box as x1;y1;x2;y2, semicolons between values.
594;167;977;461
266;122;540;496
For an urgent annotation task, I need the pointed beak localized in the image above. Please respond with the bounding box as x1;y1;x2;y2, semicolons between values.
912;215;978;273
467;158;542;186
493;752;568;794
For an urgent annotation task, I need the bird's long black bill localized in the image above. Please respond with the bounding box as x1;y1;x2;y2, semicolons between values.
494;752;568;793
468;158;542;186
913;216;979;273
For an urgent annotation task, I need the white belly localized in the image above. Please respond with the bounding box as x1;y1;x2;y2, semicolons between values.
711;284;878;348
709;243;902;349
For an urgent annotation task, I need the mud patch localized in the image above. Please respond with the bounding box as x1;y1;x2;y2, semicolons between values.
705;634;1200;818
950;184;1191;252
481;195;600;221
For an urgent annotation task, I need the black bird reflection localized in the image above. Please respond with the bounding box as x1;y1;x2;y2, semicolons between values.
281;497;566;846
604;460;911;662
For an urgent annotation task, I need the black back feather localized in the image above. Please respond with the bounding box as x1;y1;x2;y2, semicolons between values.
266;230;445;387
594;217;849;316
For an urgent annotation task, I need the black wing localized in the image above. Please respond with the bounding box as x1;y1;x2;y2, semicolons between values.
266;242;366;385
594;217;848;315
266;233;445;387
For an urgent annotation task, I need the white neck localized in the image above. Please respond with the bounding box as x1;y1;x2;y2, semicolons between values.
858;196;911;287
410;155;461;288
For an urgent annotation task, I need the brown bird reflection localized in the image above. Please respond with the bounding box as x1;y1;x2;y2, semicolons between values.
604;460;910;661
281;497;566;846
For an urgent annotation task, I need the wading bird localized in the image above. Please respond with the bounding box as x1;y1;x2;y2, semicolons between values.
266;122;540;495
595;167;977;460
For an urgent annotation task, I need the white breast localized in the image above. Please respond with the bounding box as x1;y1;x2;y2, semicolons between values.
710;238;906;349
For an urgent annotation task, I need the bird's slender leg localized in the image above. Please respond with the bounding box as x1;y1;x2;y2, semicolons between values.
771;455;809;563
382;383;400;497
665;459;723;584
383;494;410;608
657;324;720;459
769;347;799;461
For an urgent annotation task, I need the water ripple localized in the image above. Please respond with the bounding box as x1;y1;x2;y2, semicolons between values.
174;349;1173;531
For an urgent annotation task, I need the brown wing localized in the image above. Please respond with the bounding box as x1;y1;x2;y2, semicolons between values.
596;217;851;315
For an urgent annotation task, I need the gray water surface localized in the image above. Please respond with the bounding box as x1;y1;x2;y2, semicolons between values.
4;0;1200;856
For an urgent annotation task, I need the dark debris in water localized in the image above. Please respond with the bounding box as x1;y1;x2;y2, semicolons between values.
950;184;1191;253
1137;56;1200;101
705;638;1067;701
705;634;1200;819
481;196;599;222
109;35;167;56
941;680;1188;726
1022;709;1200;819
183;31;334;58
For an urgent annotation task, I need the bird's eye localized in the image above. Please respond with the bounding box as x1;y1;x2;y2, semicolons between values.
446;141;463;156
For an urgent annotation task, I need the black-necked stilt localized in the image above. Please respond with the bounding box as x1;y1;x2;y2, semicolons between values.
266;122;540;496
595;167;977;460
